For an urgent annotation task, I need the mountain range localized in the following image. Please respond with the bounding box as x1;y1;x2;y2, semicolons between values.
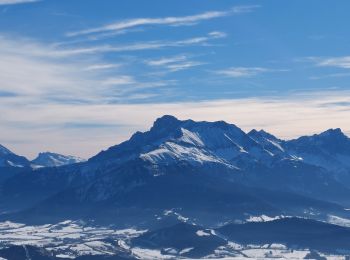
1;115;350;259
0;147;85;169
31;152;86;168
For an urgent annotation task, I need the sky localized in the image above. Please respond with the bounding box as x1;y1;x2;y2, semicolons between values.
1;0;350;159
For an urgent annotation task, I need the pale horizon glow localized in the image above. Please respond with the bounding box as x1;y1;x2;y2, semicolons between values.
2;91;350;159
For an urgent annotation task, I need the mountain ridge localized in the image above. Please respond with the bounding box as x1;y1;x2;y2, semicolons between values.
1;115;350;227
31;152;86;168
0;145;85;169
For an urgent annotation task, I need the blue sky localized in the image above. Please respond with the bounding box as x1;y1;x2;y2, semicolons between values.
1;0;350;158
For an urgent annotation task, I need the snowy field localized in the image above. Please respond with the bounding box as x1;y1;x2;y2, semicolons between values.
0;220;144;258
0;220;349;259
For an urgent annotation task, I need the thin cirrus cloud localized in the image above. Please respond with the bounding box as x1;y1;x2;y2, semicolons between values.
146;55;206;72
208;31;227;38
67;5;259;37
0;27;227;106
146;55;188;66
313;56;350;69
215;67;271;78
0;0;39;5
102;76;136;86
1;35;349;158
0;35;103;102
166;61;206;72
0;35;173;106
15;32;227;57
84;64;121;71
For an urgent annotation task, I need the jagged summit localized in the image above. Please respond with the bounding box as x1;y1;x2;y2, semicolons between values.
290;128;348;143
31;152;85;168
150;115;241;135
0;144;29;168
248;129;285;155
248;129;280;141
152;115;181;129
91;115;245;163
289;127;350;148
91;115;275;168
319;128;347;138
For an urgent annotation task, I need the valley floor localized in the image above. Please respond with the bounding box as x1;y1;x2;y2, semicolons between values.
0;220;349;259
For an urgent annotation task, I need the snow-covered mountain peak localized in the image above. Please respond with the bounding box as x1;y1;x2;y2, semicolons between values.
91;116;282;170
151;116;243;137
319;128;347;139
290;128;350;150
0;144;29;168
91;116;350;176
285;128;350;174
151;115;182;130
248;129;285;155
31;152;86;168
248;129;280;141
136;117;278;167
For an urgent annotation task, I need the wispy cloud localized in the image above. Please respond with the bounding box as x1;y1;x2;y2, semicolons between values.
146;55;187;66
215;67;270;78
0;33;348;159
4;32;225;58
67;6;259;37
312;56;350;69
166;61;206;72
146;54;206;72
0;0;39;5
0;35;172;106
102;76;136;86
208;31;227;38
0;36;101;102
84;64;121;71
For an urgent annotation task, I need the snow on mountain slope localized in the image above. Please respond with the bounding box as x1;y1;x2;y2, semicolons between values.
92;115;277;170
88;116;350;185
2;115;350;228
285;128;350;175
248;129;286;156
0;144;29;168
140;140;228;166
31;152;86;168
139;124;251;167
125;117;350;201
2;116;349;175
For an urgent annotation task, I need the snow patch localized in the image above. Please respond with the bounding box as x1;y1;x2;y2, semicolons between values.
179;247;194;254
196;230;211;237
246;215;284;223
